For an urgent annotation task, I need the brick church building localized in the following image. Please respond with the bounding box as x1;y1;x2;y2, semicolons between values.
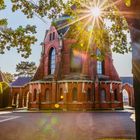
11;16;123;110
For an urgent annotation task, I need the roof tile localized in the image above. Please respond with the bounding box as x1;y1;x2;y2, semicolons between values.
11;77;31;87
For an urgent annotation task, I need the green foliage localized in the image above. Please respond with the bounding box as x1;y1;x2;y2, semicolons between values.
104;5;131;54
0;0;5;10
0;82;10;107
0;19;7;26
15;61;37;77
0;0;131;58
0;82;9;94
60;0;131;58
3;72;15;83
11;0;65;19
0;83;2;94
0;25;37;58
0;1;37;58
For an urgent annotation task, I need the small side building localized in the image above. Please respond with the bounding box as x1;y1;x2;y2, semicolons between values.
10;77;31;108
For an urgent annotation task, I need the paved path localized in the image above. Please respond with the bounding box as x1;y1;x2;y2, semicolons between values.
0;111;136;140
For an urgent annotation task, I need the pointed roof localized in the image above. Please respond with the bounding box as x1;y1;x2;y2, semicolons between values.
53;15;70;36
0;70;8;83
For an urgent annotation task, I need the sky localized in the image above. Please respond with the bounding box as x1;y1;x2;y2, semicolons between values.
0;1;132;77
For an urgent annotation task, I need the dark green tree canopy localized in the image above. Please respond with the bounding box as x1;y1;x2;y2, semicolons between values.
15;61;37;77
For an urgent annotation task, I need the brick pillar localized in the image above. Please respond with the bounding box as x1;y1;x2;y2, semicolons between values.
119;84;123;108
107;84;111;102
109;82;113;108
19;88;22;108
52;82;57;104
38;84;41;110
95;82;99;108
62;83;68;111
78;83;82;102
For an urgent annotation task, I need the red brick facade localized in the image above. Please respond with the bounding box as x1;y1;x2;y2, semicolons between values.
11;25;123;111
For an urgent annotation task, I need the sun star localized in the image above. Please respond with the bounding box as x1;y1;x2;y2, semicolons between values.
90;7;101;18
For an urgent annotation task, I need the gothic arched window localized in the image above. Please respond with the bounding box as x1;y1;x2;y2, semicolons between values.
49;48;56;74
72;87;78;101
96;49;104;75
70;49;82;73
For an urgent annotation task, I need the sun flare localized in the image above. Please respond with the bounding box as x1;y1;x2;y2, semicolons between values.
56;0;128;53
90;7;101;18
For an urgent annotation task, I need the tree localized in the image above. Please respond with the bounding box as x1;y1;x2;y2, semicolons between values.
0;0;131;59
62;0;131;59
3;72;15;83
0;1;38;58
15;61;37;77
0;0;65;58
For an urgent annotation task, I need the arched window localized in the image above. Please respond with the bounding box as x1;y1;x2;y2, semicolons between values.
87;88;92;101
96;49;104;74
114;89;118;101
70;49;82;73
100;89;106;102
72;87;78;101
33;89;37;101
45;89;50;101
49;48;56;74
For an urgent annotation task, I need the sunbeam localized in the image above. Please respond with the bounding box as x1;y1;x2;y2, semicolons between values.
102;0;122;10
76;16;93;40
55;0;130;56
86;17;96;53
57;13;91;31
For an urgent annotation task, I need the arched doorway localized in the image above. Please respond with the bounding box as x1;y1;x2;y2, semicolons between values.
122;84;134;107
122;89;129;107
